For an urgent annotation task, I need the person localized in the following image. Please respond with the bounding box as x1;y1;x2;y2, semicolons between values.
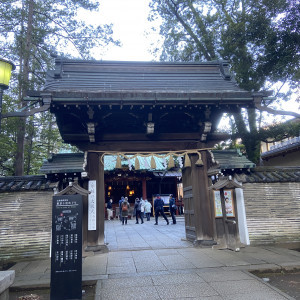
134;197;144;224
121;197;130;225
107;199;113;220
118;196;124;221
144;199;152;221
140;197;146;221
169;194;177;224
154;194;169;225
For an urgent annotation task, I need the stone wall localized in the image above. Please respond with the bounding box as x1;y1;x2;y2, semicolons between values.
0;191;53;265
243;182;300;245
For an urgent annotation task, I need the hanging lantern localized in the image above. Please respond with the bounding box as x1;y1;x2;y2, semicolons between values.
135;157;140;170
168;154;175;169
150;156;156;169
0;59;15;88
116;155;122;169
184;153;191;168
195;152;204;166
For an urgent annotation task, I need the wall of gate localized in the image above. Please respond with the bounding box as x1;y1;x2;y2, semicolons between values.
0;191;53;265
1;181;299;264
243;182;300;245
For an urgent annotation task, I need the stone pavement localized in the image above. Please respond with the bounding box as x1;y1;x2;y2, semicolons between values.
9;216;300;299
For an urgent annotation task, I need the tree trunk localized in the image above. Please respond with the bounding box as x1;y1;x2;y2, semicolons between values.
15;118;26;175
232;108;260;164
15;0;34;176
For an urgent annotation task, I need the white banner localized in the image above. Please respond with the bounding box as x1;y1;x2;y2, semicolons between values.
88;180;97;230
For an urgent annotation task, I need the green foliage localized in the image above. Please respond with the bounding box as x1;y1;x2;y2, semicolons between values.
259;119;300;143
150;0;299;91
149;0;300;163
0;0;118;175
0;94;18;175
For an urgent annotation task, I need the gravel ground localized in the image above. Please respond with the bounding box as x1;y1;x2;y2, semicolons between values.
252;270;300;300
9;285;95;300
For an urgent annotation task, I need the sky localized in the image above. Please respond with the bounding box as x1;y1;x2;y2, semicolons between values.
89;0;160;61
80;0;298;118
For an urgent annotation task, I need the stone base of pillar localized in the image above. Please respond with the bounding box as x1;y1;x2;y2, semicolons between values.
193;239;217;247
0;270;15;300
213;241;244;251
85;245;109;253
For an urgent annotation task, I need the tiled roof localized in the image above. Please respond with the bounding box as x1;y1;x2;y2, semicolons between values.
39;150;298;184
45;59;244;93
39;153;170;174
0;175;56;192
39;152;85;174
210;149;256;170
235;167;300;183
39;150;255;175
208;150;300;182
261;136;300;159
2;157;299;193
40;59;263;104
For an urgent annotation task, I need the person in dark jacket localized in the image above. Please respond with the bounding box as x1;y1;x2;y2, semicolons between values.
107;198;113;220
154;194;169;225
134;198;144;224
169;194;177;224
119;196;124;221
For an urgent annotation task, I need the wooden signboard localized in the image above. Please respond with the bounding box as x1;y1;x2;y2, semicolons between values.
214;189;235;218
224;189;235;217
213;191;223;218
51;194;82;300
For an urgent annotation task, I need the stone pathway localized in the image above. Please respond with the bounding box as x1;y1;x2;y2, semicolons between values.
9;217;300;299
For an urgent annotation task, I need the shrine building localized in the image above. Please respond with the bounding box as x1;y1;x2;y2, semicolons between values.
27;59;271;252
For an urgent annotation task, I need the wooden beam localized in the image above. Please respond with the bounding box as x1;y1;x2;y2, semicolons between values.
85;152;108;253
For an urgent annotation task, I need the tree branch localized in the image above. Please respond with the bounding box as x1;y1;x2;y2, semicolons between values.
34;10;85;58
166;0;212;60
255;103;300;118
186;0;216;59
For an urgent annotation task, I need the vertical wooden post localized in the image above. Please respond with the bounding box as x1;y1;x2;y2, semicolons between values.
142;177;147;199
184;152;215;245
85;152;108;253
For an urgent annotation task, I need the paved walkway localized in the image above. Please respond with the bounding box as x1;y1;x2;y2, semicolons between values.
9;217;300;299
105;215;190;251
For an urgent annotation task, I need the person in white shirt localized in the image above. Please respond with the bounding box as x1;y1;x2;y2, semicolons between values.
144;199;152;221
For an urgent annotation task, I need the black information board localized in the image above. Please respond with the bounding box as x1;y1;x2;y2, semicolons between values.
51;194;83;300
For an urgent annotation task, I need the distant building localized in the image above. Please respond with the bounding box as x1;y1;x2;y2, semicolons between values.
260;118;300;166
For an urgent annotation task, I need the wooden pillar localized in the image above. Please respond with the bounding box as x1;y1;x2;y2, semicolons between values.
182;152;215;245
142;177;147;200
85;152;108;253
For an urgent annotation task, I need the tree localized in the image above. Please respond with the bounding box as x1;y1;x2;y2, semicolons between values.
0;0;119;175
149;0;300;163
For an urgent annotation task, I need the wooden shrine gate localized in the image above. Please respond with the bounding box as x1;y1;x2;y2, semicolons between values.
27;59;268;251
182;152;214;245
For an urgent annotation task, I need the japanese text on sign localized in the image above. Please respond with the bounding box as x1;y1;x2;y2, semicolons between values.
88;180;97;230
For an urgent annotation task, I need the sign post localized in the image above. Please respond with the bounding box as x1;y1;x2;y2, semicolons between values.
50;194;83;300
